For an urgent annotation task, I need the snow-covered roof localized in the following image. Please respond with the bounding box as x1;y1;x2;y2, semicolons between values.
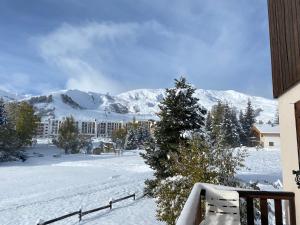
253;124;280;134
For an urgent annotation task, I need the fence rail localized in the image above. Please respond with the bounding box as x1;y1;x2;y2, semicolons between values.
37;193;136;225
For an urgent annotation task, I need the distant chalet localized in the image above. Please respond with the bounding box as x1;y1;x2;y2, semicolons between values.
252;124;280;148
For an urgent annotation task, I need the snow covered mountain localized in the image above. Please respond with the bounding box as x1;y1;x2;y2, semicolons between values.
0;89;25;102
0;88;277;122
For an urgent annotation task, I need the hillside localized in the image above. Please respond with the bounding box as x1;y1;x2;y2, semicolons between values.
0;88;277;122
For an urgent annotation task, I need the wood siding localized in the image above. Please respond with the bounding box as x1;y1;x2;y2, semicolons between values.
268;0;300;98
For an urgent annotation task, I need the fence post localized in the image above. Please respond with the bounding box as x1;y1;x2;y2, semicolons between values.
133;193;136;200
79;208;82;222
109;200;112;210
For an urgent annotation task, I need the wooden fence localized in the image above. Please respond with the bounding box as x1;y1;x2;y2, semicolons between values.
37;193;136;225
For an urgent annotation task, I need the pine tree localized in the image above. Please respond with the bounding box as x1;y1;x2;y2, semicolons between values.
241;99;256;146
0;98;7;126
0;100;23;162
54;116;81;154
141;77;207;182
136;125;151;145
210;101;225;145
205;111;213;141
125;128;138;150
238;110;247;146
219;104;240;148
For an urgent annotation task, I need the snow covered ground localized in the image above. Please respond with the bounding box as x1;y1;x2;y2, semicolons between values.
0;144;163;225
0;144;282;225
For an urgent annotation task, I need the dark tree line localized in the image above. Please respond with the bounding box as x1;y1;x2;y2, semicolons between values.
206;99;257;148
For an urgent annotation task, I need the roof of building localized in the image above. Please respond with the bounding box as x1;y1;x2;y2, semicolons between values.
253;124;280;134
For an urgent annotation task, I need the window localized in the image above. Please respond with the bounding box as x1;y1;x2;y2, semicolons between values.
269;142;274;147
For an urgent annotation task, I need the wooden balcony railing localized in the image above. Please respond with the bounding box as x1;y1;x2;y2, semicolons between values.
237;190;296;225
198;190;296;225
177;183;296;225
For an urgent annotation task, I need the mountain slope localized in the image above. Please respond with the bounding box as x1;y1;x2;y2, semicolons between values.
0;88;277;122
0;90;25;101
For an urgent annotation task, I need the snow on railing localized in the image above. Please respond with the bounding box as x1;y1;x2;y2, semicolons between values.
176;183;296;225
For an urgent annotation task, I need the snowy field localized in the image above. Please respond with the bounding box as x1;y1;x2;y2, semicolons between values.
0;144;282;225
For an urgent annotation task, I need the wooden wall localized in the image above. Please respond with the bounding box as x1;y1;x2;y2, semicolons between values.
268;0;300;98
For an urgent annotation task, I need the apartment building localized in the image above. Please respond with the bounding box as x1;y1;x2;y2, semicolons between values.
36;118;153;139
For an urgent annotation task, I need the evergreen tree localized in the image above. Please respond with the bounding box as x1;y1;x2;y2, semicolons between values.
219;104;240;148
16;102;40;146
155;135;246;225
241;99;256;146
238;110;247;146
0;98;7;126
125;128;138;150
0;100;23;162
205;111;213;141
54;116;81;154
141;77;206;183
136;125;152;145
210;101;225;145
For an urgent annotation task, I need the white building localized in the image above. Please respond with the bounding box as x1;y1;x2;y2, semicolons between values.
252;124;280;148
36;118;153;139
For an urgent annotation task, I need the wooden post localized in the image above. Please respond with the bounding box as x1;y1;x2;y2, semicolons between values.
274;199;283;225
133;193;136;200
109;201;112;210
79;208;82;222
260;198;269;225
246;197;254;225
289;197;297;225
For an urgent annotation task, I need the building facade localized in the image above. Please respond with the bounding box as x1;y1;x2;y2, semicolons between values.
36;118;153;139
268;0;300;223
252;124;280;148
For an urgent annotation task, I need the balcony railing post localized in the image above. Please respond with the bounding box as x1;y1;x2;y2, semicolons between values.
260;198;269;225
289;197;296;225
246;197;254;225
274;199;283;225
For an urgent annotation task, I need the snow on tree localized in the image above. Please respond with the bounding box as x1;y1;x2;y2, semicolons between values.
155;134;246;225
141;76;207;185
240;99;256;146
0;98;7;126
219;104;240;148
136;125;151;145
209;101;225;146
124;128;138;150
155;137;217;225
0;100;23;162
53;116;84;154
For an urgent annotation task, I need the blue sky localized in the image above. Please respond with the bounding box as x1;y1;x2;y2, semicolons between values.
0;0;273;98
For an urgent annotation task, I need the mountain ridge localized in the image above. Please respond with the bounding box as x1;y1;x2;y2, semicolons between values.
0;88;277;123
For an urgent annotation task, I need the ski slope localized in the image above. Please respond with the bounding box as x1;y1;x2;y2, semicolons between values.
0;144;281;225
0;88;277;123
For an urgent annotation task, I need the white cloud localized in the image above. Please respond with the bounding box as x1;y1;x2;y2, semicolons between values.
36;22;146;93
